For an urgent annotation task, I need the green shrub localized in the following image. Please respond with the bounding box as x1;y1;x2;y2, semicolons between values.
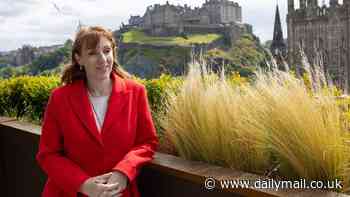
0;74;182;135
0;76;60;121
133;74;183;136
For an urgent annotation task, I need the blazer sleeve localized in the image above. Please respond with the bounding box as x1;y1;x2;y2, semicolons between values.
36;89;90;194
113;85;159;182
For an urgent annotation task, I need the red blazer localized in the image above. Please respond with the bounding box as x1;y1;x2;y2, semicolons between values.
36;73;159;197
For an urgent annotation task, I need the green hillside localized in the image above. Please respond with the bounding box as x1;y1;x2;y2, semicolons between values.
122;30;222;46
0;30;268;80
119;32;268;79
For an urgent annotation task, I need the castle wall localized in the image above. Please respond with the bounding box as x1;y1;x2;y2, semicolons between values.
143;5;180;29
129;0;246;48
220;2;241;23
143;0;241;29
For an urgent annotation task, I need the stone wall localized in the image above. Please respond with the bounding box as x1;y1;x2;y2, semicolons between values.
140;0;242;36
287;0;350;91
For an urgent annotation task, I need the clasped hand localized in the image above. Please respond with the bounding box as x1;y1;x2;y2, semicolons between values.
79;171;128;197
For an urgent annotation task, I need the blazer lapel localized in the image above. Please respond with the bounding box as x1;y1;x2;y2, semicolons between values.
69;80;103;146
102;73;131;133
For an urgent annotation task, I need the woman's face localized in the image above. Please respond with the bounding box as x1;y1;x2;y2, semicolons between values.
76;36;114;81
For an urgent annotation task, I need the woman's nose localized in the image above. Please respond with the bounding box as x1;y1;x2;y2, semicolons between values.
97;53;107;64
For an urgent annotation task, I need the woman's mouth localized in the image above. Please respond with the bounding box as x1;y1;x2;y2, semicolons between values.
96;66;108;71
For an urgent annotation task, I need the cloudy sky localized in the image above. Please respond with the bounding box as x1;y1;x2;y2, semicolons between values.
0;0;296;51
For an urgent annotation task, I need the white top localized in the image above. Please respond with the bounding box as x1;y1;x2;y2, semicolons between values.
88;93;109;132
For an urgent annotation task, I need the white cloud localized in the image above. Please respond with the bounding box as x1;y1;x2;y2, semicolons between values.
2;0;42;16
0;0;288;51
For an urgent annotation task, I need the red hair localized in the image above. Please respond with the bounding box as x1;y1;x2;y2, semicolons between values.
61;26;130;84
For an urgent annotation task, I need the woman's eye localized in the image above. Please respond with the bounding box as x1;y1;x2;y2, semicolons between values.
88;52;96;55
104;49;111;54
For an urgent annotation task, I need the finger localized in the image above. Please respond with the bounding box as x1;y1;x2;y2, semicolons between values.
98;190;108;197
99;188;117;197
108;190;120;196
99;189;119;197
105;174;118;184
94;173;113;185
95;172;113;182
94;179;108;184
96;172;113;180
99;183;119;191
115;193;123;197
96;187;108;197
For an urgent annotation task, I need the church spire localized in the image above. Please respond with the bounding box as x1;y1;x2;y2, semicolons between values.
270;4;287;58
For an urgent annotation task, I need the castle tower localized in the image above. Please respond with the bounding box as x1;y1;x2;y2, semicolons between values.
288;0;294;12
270;4;287;60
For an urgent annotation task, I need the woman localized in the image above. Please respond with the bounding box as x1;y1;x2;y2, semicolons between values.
36;26;159;197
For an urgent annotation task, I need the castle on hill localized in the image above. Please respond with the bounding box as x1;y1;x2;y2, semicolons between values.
124;0;253;47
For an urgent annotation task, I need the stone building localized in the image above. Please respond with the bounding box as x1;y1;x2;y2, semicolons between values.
127;0;251;47
202;0;242;24
141;0;241;31
287;0;350;91
0;45;62;67
128;16;144;27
